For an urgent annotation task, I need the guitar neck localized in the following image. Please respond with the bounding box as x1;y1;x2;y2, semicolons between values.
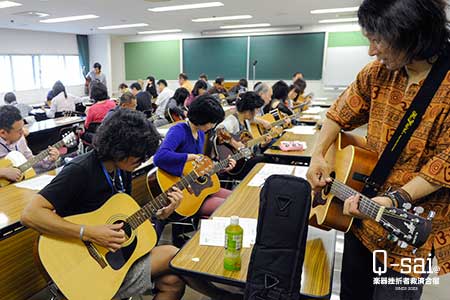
18;139;65;172
269;100;310;127
247;133;270;148
330;180;382;221
127;170;199;229
212;150;247;173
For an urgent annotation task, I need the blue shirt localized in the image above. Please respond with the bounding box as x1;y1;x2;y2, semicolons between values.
153;122;204;177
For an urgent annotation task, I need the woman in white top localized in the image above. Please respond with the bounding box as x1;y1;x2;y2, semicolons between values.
46;81;81;118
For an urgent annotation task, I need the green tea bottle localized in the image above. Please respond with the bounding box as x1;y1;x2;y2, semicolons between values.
224;216;243;271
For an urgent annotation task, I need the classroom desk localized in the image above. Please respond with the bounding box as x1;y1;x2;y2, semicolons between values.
264;131;319;165
26;116;85;153
171;163;336;299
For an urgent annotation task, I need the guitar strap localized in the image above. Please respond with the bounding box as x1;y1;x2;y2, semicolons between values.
361;54;450;197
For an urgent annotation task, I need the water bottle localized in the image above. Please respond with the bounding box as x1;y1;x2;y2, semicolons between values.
224;216;243;271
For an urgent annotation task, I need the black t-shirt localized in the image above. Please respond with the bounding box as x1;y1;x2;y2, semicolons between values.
39;150;132;217
136;91;152;113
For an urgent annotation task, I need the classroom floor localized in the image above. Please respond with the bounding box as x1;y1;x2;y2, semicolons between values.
29;226;450;300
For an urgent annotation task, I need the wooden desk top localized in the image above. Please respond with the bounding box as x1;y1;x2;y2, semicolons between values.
171;163;336;298
264;131;318;159
28;116;85;134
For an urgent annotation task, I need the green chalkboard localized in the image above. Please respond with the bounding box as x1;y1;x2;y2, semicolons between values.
125;40;180;80
328;31;369;47
182;37;248;80
249;33;325;80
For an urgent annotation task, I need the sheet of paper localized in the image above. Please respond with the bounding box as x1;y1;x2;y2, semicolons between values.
294;166;308;179
284;125;316;135
14;174;55;191
247;164;295;187
199;217;257;248
157;128;170;137
303;107;325;114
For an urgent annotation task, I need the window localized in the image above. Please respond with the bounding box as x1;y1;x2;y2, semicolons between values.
0;56;13;92
0;54;84;92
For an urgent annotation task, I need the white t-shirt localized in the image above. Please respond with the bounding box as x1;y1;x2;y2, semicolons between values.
155;88;174;117
46;92;81;118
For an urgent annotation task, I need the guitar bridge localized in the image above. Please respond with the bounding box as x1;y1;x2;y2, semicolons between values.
84;241;108;268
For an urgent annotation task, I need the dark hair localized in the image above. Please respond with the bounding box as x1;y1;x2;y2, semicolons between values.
4;92;16;104
119;92;136;106
119;83;128;90
236;92;264;112
199;73;208;80
192;80;207;97
47;90;54;101
0;105;22;131
172;88;190;106
215;77;225;85
52;80;67;99
146;76;158;98
157;79;168;87
130;82;142;91
358;0;450;62
179;73;188;80
288;84;302;102
238;78;248;88
90;81;109;102
272;80;289;101
187;94;224;125
93;62;102;70
293;78;306;93
93;109;160;162
253;81;262;90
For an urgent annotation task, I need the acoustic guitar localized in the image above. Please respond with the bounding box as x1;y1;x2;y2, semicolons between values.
212;126;283;175
148;147;253;217
0;132;77;187
309;132;434;249
37;157;214;300
250;100;311;138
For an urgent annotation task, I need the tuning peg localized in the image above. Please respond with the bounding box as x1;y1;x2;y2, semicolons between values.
387;234;399;242
427;211;436;220
413;206;424;215
402;202;412;211
412;248;418;255
398;241;408;249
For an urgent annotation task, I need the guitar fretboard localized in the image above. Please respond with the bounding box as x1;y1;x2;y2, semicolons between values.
329;179;381;221
211;149;248;174
269;100;311;128
18;139;66;172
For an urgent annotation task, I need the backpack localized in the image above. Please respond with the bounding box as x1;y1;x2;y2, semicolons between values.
244;174;311;300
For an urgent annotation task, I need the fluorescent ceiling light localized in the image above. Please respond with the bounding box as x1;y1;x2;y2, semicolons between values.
319;17;358;24
193;15;252;22
149;2;223;12
0;1;22;9
138;29;182;35
311;7;359;14
98;23;148;30
220;23;271;29
40;14;99;23
202;26;301;36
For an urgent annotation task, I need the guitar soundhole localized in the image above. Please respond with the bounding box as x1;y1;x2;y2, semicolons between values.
311;171;336;208
323;171;336;196
196;176;207;184
105;220;137;271
114;220;132;239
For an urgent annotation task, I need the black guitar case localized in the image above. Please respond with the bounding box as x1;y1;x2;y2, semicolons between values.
244;174;311;300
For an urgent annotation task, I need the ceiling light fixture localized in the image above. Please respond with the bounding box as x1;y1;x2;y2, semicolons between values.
311;7;359;14
220;23;270;29
0;1;22;9
98;23;148;30
202;26;301;36
40;14;99;23
193;15;252;22
137;29;182;35
318;17;359;24
148;2;223;12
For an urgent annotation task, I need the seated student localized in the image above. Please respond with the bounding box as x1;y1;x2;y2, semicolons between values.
208;77;229;98
269;80;293;117
292;71;303;83
153;79;174;127
154;95;236;220
292;78;313;106
46;81;82;118
166;87;189;122
20;109;239;300
104;92;137;120
184;80;207;107
199;73;212;90
228;78;248;97
178;73;193;93
130;82;152;113
4;92;35;124
216;91;271;180
84;81;116;131
118;83;129;95
0;106;59;182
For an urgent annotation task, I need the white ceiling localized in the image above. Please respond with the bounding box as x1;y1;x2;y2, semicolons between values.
0;0;363;35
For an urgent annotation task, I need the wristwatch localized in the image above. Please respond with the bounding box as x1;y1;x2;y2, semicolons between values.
383;188;412;208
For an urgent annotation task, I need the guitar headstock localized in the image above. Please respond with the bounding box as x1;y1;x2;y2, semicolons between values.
62;132;78;148
268;126;283;138
379;204;434;249
192;155;214;177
